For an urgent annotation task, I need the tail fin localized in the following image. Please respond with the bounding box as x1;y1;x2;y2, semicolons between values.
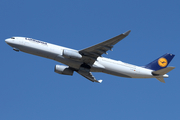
144;53;175;71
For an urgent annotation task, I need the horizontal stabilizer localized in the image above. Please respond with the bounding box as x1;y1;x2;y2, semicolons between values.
156;77;165;83
152;66;175;75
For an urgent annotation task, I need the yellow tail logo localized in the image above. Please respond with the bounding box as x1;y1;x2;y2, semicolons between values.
158;58;168;67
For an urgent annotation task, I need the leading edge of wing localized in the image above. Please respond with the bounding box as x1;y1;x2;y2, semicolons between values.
79;30;131;56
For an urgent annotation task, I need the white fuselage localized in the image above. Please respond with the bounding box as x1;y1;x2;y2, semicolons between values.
5;37;168;79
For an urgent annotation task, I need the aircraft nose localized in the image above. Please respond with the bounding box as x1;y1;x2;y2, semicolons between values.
5;39;10;43
5;38;14;45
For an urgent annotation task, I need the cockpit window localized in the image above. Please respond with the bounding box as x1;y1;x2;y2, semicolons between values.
11;37;15;39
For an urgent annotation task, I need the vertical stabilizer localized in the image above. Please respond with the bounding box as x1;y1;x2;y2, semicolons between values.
145;53;175;71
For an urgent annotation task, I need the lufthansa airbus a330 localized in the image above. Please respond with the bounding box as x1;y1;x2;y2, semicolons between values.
5;30;175;83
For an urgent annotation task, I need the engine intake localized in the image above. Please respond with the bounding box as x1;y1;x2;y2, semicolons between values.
54;65;74;75
63;49;82;59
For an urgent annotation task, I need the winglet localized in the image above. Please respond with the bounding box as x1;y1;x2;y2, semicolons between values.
97;80;103;83
123;30;131;36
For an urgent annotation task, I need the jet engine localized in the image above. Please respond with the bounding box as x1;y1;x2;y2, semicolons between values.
54;65;74;75
62;49;82;60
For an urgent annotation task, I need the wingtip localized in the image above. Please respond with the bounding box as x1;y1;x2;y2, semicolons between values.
98;80;103;83
123;30;131;36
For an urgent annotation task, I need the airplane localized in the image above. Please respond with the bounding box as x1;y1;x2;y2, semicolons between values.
5;30;175;83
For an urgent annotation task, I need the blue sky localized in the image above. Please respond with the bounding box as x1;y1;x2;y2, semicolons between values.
1;0;180;119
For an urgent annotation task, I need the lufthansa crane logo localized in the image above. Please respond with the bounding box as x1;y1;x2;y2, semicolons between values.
158;58;168;67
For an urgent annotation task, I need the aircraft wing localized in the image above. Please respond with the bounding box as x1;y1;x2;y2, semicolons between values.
77;68;103;83
79;30;131;65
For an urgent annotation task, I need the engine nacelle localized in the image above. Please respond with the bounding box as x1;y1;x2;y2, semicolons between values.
62;49;82;59
54;65;74;75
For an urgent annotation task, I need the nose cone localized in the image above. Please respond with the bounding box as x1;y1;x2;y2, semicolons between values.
5;38;15;47
5;38;13;44
5;39;10;43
